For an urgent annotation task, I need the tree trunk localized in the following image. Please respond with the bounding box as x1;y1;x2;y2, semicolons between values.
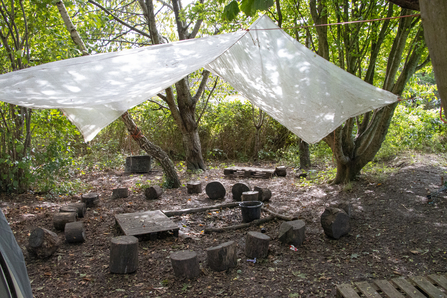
419;0;447;120
299;139;311;169
121;112;180;188
182;130;206;171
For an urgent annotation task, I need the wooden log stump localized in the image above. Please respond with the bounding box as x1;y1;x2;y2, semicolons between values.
187;181;202;194
245;231;270;259
66;202;86;218
278;220;306;246
206;181;226;200
81;193;99;208
59;205;78;214
254;187;272;202
206;241;237;271
65;221;86;243
334;202;352;218
53;212;77;231
321;207;351;239
110;236;139;274
125;155;151;173
231;182;251;201
27;227;60;258
241;191;259;201
112;188;129;199
144;185;163;200
275;166;287;177
170;250;200;279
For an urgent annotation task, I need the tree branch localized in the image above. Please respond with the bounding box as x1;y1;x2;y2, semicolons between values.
192;70;210;103
88;0;152;39
197;77;218;125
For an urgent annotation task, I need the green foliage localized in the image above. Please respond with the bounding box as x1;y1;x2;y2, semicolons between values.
221;0;274;21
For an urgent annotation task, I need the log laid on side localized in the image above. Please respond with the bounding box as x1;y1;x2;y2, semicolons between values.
81;193;99;208
65;221;86;243
254;187;272;202
245;231;271;259
144;185;163;200
231;182;251;201
53;212;77;231
206;241;237;272
321;207;350;239
187;181;202;194
66;202;86;218
59;206;78;214
170;250;200;279
206;181;226;200
110;236;139;274
27;227;60;259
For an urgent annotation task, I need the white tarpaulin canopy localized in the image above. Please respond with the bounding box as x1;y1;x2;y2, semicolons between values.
0;16;398;144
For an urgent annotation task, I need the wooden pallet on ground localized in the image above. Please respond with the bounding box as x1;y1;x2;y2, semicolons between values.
336;274;447;298
223;167;275;179
115;210;179;238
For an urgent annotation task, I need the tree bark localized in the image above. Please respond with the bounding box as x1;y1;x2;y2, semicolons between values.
419;0;447;120
121;112;180;188
55;1;88;55
299;139;311;169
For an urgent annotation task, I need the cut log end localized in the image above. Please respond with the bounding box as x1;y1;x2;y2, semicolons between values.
321;208;350;239
231;182;251;201
206;181;226;200
27;227;60;259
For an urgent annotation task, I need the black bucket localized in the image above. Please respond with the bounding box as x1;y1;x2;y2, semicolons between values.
239;201;263;223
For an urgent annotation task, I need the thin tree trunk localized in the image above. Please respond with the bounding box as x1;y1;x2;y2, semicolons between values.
55;1;88;55
299;139;311;169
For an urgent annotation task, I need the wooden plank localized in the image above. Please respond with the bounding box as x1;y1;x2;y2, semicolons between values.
392;278;426;298
410;276;447;298
428;274;447;292
115;210;179;237
336;284;361;298
374;280;405;298
355;281;382;298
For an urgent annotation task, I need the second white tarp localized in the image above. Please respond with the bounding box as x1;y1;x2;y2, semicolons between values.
0;16;398;144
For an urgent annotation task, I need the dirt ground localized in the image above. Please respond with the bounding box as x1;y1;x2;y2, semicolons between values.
1;153;447;298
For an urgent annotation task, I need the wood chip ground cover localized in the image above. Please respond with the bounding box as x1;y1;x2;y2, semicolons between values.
1;153;446;297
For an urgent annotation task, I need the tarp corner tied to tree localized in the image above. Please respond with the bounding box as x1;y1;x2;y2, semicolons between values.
0;15;398;144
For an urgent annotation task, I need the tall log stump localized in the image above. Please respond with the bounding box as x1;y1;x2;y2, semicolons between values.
231;182;250;201
66;202;86;218
206;241;237;271
241;191;259;201
112;188;129;199
144;185;163;200
187;181;202;194
81;193;99;208
27;227;60;259
278;220;306;246
110;236;139;274
53;212;77;231
333;202;352;218
65;221;86;243
254;187;272;202
245;231;270;259
170;250;200;279
125;155;151;173
321;208;351;239
206;181;226;200
275;166;287;177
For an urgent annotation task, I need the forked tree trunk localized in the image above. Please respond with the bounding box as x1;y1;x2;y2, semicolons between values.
312;6;426;184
